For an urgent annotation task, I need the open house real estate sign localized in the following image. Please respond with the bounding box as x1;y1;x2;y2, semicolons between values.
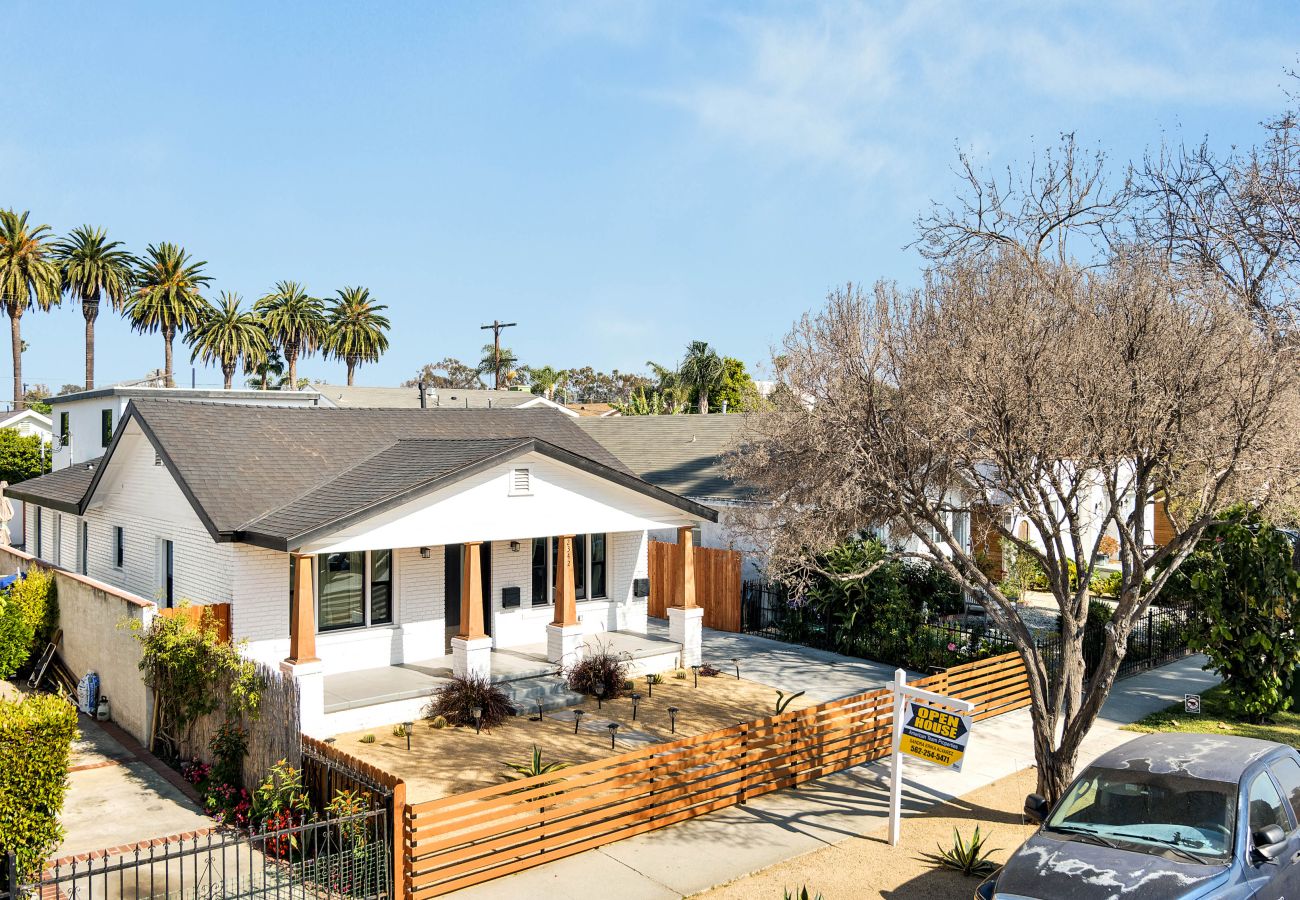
899;700;972;771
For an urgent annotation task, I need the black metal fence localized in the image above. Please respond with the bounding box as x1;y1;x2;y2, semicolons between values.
741;579;1196;683
3;808;390;900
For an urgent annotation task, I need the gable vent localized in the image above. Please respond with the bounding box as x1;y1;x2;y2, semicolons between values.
154;452;163;467
509;467;532;496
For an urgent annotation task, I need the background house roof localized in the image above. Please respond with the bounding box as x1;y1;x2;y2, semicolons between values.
313;384;572;414
577;415;757;502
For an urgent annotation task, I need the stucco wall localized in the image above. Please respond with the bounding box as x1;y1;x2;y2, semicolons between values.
0;545;155;744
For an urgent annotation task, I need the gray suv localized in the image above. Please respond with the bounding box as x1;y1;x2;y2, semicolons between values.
976;733;1300;899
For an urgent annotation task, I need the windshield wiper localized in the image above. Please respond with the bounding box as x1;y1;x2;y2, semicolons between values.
1048;824;1120;848
1110;832;1212;865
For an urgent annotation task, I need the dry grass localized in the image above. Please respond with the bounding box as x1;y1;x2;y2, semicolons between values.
697;767;1040;900
339;672;814;801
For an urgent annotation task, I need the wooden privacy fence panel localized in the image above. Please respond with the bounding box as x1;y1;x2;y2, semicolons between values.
403;651;1031;899
159;602;232;643
647;540;742;632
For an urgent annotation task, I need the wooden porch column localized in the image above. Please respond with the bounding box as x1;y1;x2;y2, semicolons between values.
286;553;318;664
674;526;697;609
457;541;487;640
552;534;578;627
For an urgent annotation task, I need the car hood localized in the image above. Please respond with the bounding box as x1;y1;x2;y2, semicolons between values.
993;833;1230;900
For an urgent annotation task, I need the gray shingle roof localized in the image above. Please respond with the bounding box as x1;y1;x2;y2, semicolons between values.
13;401;716;549
577;415;758;502
9;458;101;513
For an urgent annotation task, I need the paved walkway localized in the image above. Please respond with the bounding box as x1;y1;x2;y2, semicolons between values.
58;713;211;858
452;654;1221;898
648;620;900;702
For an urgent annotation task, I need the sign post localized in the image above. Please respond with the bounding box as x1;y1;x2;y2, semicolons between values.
889;668;976;846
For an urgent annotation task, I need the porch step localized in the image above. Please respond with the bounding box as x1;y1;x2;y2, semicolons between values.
501;674;586;715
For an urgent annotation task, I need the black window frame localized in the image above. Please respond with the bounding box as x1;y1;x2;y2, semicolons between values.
113;526;124;568
532;534;609;605
161;539;174;609
58;412;69;446
79;521;88;575
314;548;396;633
101;408;113;447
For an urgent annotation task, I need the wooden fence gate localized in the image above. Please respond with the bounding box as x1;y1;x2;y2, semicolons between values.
647;540;742;631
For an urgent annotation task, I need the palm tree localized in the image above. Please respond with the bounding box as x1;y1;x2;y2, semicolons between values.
323;286;390;386
678;340;725;414
53;226;135;390
477;343;520;389
247;345;285;390
0;211;61;408
187;292;270;389
526;365;566;401
125;243;212;387
254;281;325;389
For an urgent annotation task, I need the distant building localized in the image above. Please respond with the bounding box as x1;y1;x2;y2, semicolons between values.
313;384;576;416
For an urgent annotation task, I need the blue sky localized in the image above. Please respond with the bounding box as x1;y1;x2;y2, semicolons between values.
2;1;1297;395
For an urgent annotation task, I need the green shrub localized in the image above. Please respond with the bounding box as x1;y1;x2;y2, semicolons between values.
0;693;79;881
0;567;57;678
1089;571;1123;598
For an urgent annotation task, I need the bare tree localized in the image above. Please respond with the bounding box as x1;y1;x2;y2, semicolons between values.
731;250;1300;802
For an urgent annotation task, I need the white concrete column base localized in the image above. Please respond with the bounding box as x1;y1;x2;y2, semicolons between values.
280;659;325;737
547;623;585;668
451;636;493;680
668;606;704;667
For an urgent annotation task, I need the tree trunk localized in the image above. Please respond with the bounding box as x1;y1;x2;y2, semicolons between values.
698;389;709;415
83;300;99;390
346;358;357;386
10;311;22;411
163;325;175;388
222;363;235;390
286;348;298;390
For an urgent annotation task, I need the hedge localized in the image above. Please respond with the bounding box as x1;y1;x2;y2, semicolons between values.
0;692;79;880
0;567;57;679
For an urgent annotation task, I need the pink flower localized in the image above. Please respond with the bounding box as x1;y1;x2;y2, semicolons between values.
947;642;958;651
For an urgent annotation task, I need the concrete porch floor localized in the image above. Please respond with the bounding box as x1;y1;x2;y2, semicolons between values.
322;629;681;714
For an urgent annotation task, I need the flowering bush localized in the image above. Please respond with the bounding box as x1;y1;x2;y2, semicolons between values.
205;782;253;828
180;758;211;786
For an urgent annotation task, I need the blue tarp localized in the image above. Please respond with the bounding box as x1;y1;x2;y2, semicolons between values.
0;571;25;590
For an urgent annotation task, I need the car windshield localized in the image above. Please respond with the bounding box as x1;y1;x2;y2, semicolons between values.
1046;766;1236;861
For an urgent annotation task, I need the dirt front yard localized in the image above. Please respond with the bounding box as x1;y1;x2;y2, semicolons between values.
339;671;815;801
697;767;1039;900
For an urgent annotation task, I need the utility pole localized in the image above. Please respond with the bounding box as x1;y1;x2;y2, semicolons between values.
479;320;517;390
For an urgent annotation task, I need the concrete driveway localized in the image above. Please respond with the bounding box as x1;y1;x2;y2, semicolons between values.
646;620;899;702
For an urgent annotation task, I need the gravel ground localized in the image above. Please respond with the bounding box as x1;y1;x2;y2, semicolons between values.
696;766;1040;900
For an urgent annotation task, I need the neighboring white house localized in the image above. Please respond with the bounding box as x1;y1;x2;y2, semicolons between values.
47;386;325;468
13;400;715;736
0;408;52;546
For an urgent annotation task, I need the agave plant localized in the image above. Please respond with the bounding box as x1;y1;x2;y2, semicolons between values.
931;826;1001;877
502;745;570;783
783;888;822;900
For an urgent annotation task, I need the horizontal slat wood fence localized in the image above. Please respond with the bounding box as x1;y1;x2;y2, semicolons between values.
647;540;742;631
158;602;231;643
402;650;1031;898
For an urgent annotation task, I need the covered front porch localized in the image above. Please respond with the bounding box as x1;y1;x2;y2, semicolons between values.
319;629;685;733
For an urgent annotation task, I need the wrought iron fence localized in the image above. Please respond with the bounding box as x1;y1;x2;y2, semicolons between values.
741;578;1196;684
3;808;390;900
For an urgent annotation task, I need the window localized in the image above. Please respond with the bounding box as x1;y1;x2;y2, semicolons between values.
101;409;113;447
1271;758;1300;826
531;534;608;605
316;549;394;632
1248;771;1292;836
58;412;69;446
33;508;41;559
508;467;532;496
78;521;88;575
113;526;124;568
53;514;61;566
159;540;174;608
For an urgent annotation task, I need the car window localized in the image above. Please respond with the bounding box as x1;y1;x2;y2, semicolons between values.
1270;758;1300;827
1247;771;1291;835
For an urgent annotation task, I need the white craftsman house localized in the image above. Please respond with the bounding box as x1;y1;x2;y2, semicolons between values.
12;400;715;735
0;407;52;546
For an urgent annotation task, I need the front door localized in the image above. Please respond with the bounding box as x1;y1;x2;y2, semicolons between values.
444;544;493;652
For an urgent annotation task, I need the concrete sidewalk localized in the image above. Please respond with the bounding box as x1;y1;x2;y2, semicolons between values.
452;655;1221;899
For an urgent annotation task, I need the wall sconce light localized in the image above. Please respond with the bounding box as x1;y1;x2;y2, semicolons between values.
509;540;520;552
420;547;431;559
